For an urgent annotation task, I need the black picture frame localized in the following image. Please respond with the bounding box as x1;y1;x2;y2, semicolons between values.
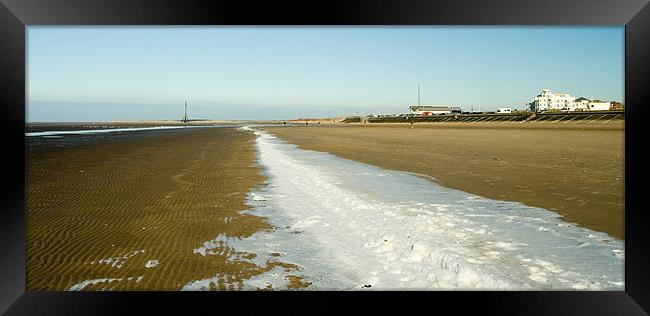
2;0;649;314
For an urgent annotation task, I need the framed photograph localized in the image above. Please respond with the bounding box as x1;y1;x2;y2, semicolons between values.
2;0;649;314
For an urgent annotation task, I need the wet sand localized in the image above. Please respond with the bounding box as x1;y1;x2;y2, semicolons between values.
26;127;306;290
262;121;625;239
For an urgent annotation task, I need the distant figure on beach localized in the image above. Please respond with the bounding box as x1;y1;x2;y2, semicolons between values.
306;122;309;125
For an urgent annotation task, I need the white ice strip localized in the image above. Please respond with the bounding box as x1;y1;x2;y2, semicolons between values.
233;126;624;290
25;125;210;137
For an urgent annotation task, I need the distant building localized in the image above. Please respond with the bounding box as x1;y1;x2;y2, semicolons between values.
532;89;575;112
409;105;462;116
497;108;512;113
531;89;615;112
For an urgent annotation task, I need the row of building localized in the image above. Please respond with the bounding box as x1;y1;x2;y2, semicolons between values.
531;89;614;112
406;89;620;116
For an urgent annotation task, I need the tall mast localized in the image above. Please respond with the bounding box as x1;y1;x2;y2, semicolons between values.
418;83;421;107
182;101;189;124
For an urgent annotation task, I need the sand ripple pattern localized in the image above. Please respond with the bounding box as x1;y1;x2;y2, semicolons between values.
26;127;297;290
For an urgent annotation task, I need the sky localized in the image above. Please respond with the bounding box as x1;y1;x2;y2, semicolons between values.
27;27;624;122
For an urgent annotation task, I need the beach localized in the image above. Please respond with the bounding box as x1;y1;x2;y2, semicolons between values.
262;121;625;239
26;126;307;290
19;24;629;295
24;122;625;290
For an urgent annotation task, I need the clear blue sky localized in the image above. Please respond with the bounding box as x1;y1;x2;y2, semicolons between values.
27;26;624;122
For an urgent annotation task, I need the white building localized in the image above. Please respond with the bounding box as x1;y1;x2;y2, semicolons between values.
532;89;613;112
409;105;462;116
497;108;512;113
532;89;575;112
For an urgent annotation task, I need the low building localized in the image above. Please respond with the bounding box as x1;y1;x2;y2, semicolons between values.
497;108;512;113
409;105;462;116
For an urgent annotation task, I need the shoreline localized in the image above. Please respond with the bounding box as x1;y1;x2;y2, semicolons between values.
25;120;290;133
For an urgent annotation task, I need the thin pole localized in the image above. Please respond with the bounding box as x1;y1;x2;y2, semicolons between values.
418;83;421;107
183;101;189;124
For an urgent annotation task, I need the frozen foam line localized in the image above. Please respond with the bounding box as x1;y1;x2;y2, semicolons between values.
234;126;624;290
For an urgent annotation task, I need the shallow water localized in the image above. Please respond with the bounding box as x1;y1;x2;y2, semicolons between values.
25;125;238;152
186;126;624;290
25;125;213;137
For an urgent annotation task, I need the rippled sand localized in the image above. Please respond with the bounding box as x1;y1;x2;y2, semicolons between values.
26;127;307;290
